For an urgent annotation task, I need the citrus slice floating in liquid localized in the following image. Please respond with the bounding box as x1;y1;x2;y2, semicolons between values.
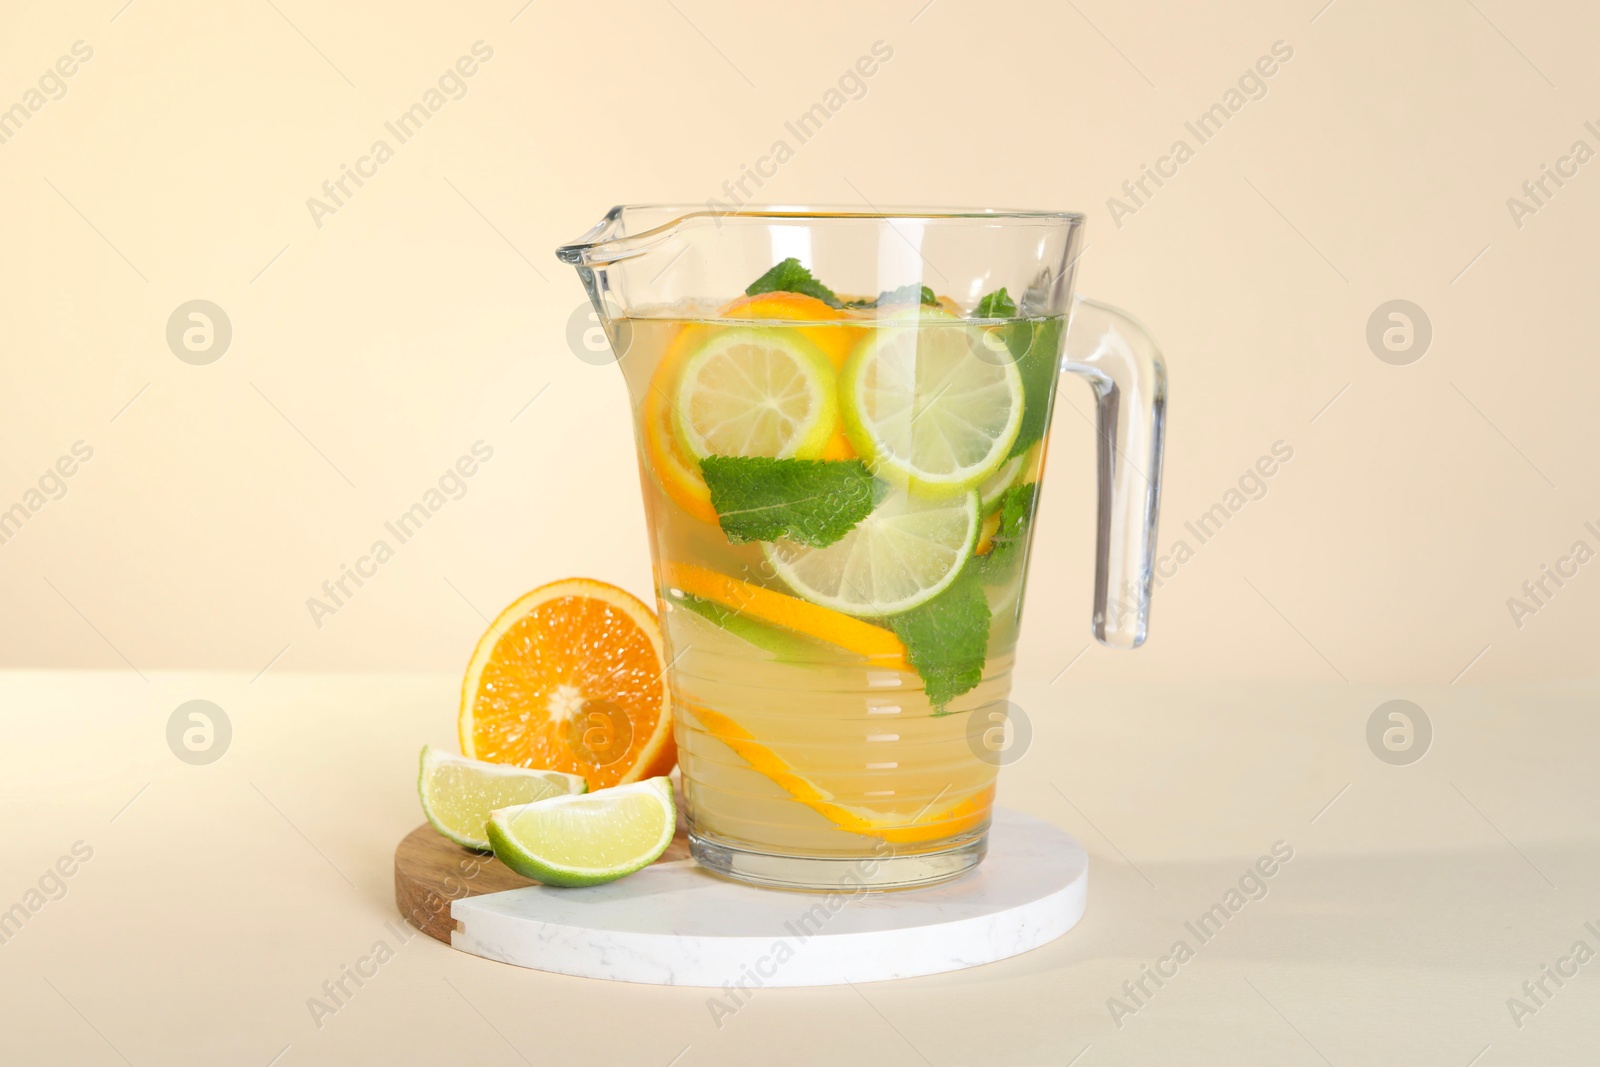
718;291;861;459
672;327;840;461
840;321;1024;498
661;561;909;668
761;488;981;617
684;701;992;845
641;323;719;523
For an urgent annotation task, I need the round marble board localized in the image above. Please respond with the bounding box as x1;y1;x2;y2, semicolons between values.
393;807;1087;987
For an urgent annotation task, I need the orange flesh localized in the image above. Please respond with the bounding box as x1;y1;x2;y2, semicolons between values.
462;582;674;790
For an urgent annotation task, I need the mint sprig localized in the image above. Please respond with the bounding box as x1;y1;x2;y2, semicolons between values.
700;456;885;548
746;260;936;311
977;481;1039;583
882;481;1041;708
884;568;991;709
844;283;938;309
745;258;843;308
973;287;1017;317
1009;319;1062;458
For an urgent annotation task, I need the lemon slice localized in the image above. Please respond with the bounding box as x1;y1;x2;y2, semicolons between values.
762;488;980;616
486;778;675;887
840;322;1024;498
418;746;587;850
672;327;839;460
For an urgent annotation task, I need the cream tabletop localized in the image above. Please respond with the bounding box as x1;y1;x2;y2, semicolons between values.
2;670;1596;1066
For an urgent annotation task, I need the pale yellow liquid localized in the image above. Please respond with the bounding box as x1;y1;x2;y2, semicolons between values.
617;313;1054;866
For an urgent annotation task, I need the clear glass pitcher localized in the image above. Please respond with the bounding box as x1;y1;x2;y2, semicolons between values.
557;206;1165;890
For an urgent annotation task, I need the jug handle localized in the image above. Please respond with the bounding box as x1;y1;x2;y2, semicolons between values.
1059;296;1168;648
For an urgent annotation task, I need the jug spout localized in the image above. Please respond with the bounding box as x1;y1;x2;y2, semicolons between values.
555;204;690;268
556;206;707;343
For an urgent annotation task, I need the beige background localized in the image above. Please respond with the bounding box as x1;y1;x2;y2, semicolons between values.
2;0;1597;686
5;5;1600;1066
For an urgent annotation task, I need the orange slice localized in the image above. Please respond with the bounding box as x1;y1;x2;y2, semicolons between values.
460;578;675;790
718;292;862;459
662;562;907;670
975;508;1003;555
641;324;719;523
685;700;993;844
643;295;863;520
717;291;862;367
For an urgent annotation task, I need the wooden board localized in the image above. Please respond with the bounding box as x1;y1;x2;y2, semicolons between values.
394;822;692;943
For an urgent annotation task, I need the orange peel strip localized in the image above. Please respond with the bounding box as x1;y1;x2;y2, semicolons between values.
686;700;992;844
662;561;908;670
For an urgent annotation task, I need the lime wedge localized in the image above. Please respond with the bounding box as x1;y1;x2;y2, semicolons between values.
418;746;587;850
486;777;676;887
840;322;1024;498
673;327;838;460
763;488;980;616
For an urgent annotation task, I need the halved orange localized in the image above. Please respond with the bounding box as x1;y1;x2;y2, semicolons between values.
460;578;675;790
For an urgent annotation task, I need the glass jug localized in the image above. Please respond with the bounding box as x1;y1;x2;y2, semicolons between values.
557;207;1165;890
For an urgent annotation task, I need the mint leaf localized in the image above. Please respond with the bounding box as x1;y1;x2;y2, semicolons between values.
745;258;842;308
842;283;938;309
1007;317;1063;458
977;481;1039;583
884;482;1043;707
974;287;1016;318
884;568;991;709
876;283;938;307
701;456;885;548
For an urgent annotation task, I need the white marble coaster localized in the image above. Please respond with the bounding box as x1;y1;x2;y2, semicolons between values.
450;808;1087;986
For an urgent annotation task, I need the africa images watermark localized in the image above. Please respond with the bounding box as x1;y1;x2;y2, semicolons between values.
706;839;895;1029
0;841;95;948
305;919;420;1029
1505;119;1600;230
1107;40;1296;229
305;441;495;628
704;40;894;217
1107;840;1295;1028
0;441;94;548
307;850;488;1028
0;40;95;148
1504;519;1600;630
1149;440;1294;589
1506;919;1600;1030
305;41;495;229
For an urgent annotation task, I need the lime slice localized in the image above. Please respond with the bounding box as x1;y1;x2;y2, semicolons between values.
672;327;839;460
978;453;1026;510
486;777;675;887
840;322;1024;498
763;488;980;616
418;746;587;850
